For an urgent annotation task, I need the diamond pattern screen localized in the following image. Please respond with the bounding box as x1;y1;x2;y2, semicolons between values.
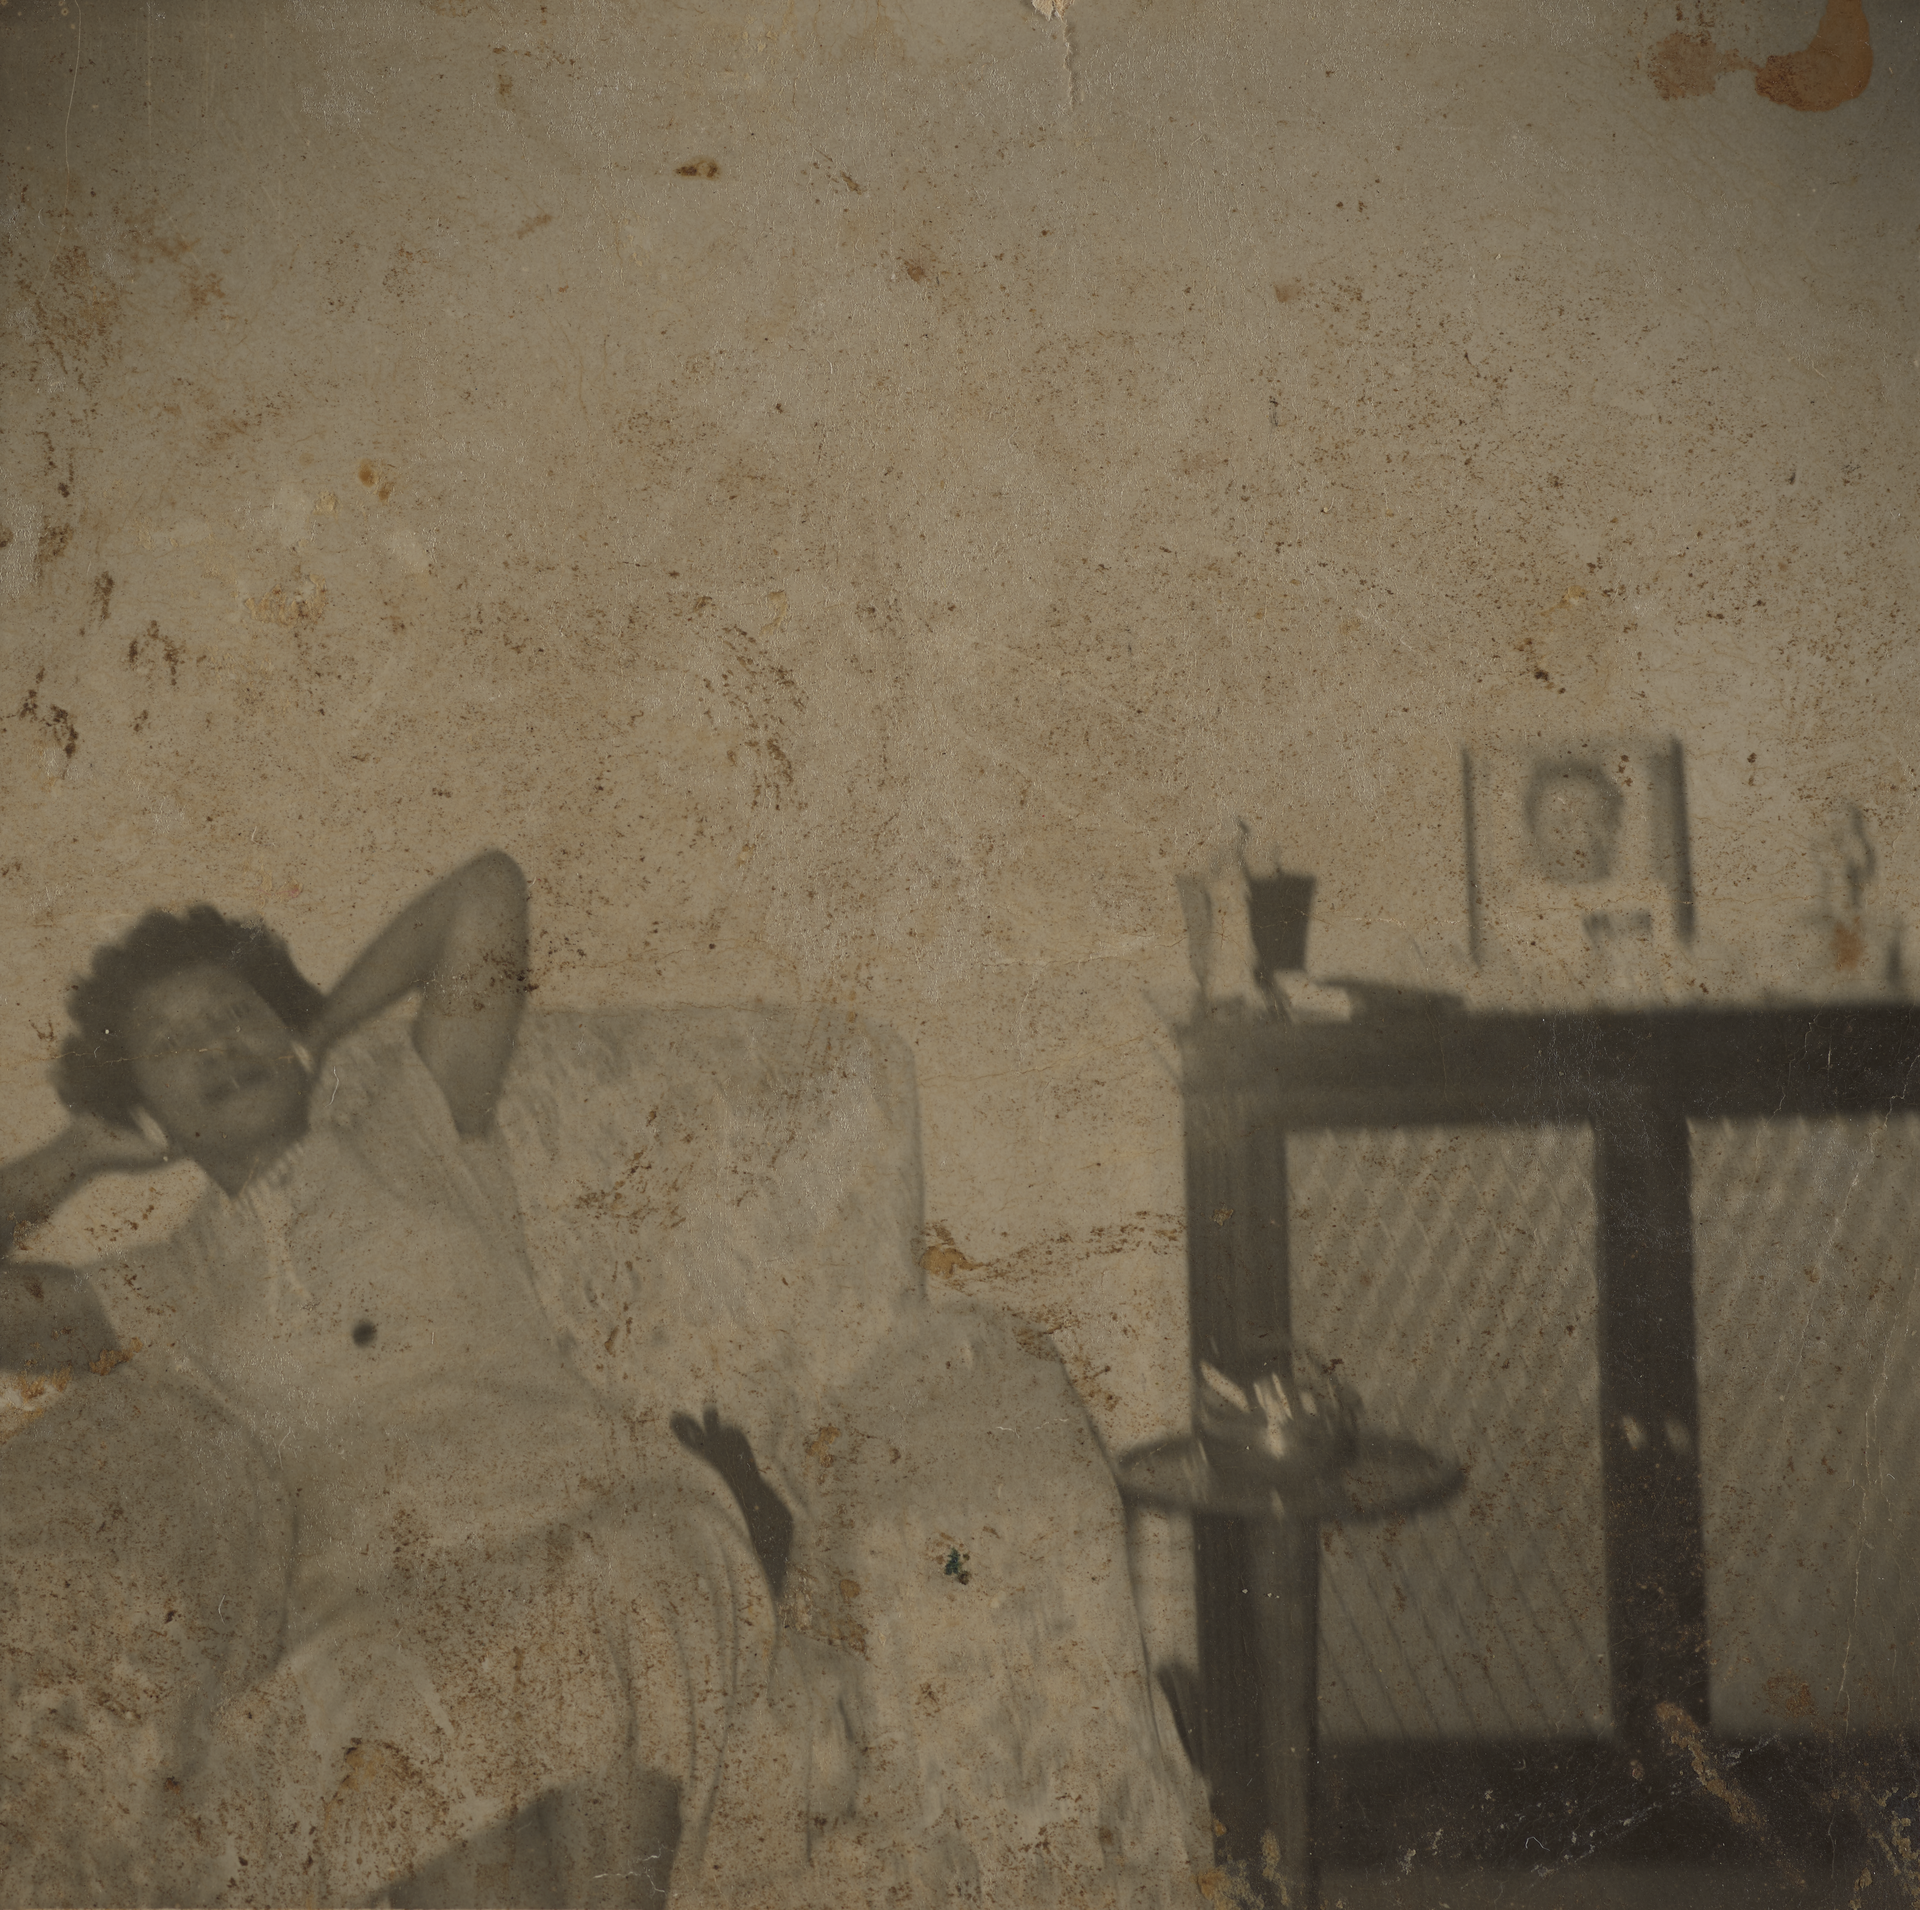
1691;1113;1920;1737
1286;1114;1920;1746
1289;1125;1611;1742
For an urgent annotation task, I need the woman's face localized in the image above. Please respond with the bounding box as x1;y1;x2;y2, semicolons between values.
124;965;310;1162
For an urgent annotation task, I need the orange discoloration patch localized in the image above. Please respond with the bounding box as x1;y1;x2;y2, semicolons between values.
1756;0;1873;110
1645;2;1871;111
1648;30;1751;100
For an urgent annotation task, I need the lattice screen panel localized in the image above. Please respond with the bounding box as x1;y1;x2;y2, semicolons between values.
1691;1113;1920;1737
1289;1125;1610;1742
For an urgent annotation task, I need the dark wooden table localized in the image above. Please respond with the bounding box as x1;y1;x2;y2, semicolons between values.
1164;1000;1920;1907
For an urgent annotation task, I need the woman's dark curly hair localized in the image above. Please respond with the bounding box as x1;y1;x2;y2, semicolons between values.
55;907;324;1126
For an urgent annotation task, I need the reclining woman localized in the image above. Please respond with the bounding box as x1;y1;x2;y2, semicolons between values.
0;852;804;1906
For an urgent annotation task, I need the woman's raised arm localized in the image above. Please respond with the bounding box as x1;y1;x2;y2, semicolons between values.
306;850;530;1137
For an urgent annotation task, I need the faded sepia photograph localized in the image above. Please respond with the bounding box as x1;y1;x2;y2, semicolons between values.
1;2;1914;1907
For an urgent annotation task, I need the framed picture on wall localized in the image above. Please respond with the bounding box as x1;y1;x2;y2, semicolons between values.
1464;736;1696;1004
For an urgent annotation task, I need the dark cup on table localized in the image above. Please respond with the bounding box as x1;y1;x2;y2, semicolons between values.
1248;873;1317;992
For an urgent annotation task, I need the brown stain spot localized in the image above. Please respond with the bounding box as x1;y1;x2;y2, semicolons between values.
1756;0;1873;110
88;1338;142;1377
1765;1672;1816;1718
320;1737;447;1849
920;1222;982;1282
1007;1317;1055;1361
91;570;112;620
838;1577;861;1600
246;574;328;626
1648;30;1751;99
918;1214;1181;1414
1656;1701;1807;1888
129;620;185;685
17;1366;71;1404
202;412;260;454
1273;279;1304;302
902;257;930;283
781;1561;869;1656
127;222;199;264
358;461;377;486
1654;1703;1764;1836
806;1423;841;1475
38;522;72;563
496;71;513;98
1832;918;1866;972
183;268;224;314
675;158;720;179
516;210;551;239
46;245;120;352
16;675;80;757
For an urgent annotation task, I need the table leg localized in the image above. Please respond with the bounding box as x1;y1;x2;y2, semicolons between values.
1593;1097;1709;1744
1250;1512;1321;1909
1193;1509;1321;1909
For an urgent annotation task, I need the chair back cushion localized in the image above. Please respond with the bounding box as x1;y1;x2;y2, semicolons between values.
496;1006;927;1480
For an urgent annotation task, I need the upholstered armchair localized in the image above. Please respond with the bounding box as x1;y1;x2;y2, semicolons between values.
1;1006;1202;1907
